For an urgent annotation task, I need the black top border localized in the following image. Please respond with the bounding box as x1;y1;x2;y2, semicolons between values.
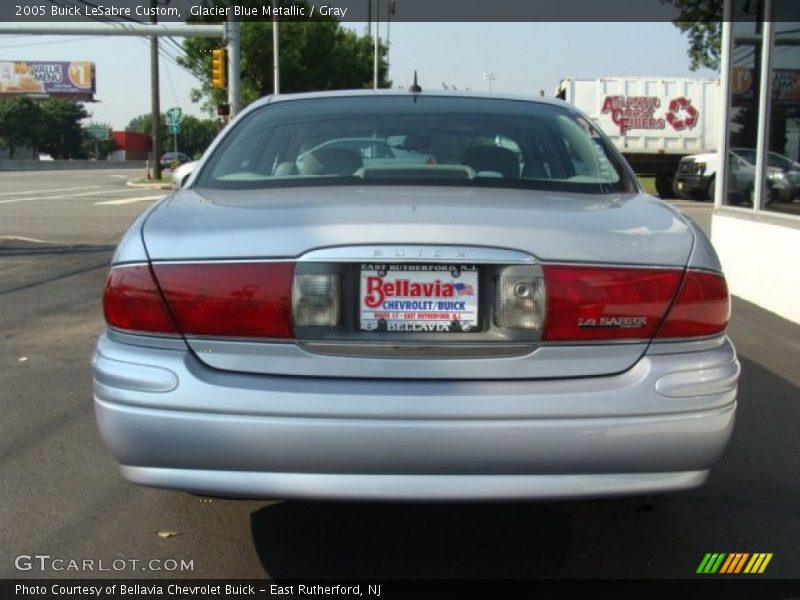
0;0;783;23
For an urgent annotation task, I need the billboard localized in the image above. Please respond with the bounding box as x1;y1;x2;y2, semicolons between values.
0;61;95;100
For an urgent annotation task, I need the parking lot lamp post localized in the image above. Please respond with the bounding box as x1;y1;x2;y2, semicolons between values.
482;71;496;92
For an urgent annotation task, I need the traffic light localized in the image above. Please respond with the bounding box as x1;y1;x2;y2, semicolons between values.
211;48;227;90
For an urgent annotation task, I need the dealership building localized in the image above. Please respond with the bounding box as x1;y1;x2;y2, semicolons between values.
712;0;800;323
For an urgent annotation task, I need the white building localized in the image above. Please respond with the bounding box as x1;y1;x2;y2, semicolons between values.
712;0;800;323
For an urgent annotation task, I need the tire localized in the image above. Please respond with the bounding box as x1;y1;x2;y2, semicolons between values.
748;185;772;206
705;176;715;202
655;175;674;199
672;179;686;200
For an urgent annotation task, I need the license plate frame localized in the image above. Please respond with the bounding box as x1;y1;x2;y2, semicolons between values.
359;263;479;333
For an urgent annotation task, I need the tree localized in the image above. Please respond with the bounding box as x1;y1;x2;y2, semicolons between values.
667;0;723;71
0;96;42;158
82;121;116;159
38;99;89;159
127;112;220;158
127;112;168;142
179;1;390;113
126;113;155;136
174;115;219;158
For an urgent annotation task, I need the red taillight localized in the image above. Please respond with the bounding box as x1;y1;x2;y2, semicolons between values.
541;266;683;341
152;262;294;338
104;260;728;342
656;270;729;338
103;265;178;334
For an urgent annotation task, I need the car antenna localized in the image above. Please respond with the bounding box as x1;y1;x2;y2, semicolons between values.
409;71;422;93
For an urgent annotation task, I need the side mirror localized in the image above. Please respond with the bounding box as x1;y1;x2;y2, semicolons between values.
172;161;197;190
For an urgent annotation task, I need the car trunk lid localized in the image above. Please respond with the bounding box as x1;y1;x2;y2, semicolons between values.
136;186;699;380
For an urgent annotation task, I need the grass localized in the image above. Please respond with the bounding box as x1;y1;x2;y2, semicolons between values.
637;176;657;196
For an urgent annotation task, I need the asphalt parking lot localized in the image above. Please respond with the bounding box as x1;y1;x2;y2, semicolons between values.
1;169;798;580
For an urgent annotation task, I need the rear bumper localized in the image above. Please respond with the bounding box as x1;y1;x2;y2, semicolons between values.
93;334;738;500
119;467;711;501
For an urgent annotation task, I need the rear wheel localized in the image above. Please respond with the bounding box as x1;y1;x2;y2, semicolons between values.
655;175;674;199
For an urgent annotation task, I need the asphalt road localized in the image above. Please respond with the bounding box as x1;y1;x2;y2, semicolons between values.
0;170;798;581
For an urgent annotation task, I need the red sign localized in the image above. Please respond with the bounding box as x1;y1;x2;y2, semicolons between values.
601;95;699;135
665;97;699;131
364;276;456;308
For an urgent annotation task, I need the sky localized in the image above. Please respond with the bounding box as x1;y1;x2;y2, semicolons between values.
0;22;719;129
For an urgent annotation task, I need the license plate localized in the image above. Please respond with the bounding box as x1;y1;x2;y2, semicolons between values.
359;264;479;333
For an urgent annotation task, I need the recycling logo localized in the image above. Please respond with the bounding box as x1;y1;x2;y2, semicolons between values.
665;96;699;131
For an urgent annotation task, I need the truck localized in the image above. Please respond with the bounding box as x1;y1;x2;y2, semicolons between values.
556;77;721;198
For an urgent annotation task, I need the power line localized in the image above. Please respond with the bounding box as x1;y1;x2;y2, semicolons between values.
162;51;180;106
133;35;192;75
0;35;103;49
166;36;187;57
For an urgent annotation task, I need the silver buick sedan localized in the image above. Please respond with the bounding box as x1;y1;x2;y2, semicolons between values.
93;90;739;500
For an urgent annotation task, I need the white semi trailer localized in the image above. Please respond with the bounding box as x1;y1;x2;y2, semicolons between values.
556;77;721;198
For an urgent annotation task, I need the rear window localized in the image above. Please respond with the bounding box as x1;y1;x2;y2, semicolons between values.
196;95;635;194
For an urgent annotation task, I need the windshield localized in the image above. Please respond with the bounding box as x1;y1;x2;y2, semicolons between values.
197;95;635;194
732;148;757;165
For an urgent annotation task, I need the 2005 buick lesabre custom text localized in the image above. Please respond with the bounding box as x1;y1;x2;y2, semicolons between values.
92;90;739;500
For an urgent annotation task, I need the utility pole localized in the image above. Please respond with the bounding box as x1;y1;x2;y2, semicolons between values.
150;0;162;180
227;16;241;115
373;0;379;89
387;0;396;75
272;0;280;94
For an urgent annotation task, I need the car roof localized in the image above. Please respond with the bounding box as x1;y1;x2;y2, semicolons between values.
247;88;570;112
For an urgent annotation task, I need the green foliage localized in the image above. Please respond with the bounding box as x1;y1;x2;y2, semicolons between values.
0;97;91;158
127;112;220;158
39;99;89;159
126;113;155;135
668;0;723;71
0;96;42;158
176;115;220;158
180;1;390;113
82;121;116;159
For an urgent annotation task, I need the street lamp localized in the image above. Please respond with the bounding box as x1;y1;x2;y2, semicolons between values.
482;71;497;92
387;0;396;75
373;0;379;89
273;0;280;95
